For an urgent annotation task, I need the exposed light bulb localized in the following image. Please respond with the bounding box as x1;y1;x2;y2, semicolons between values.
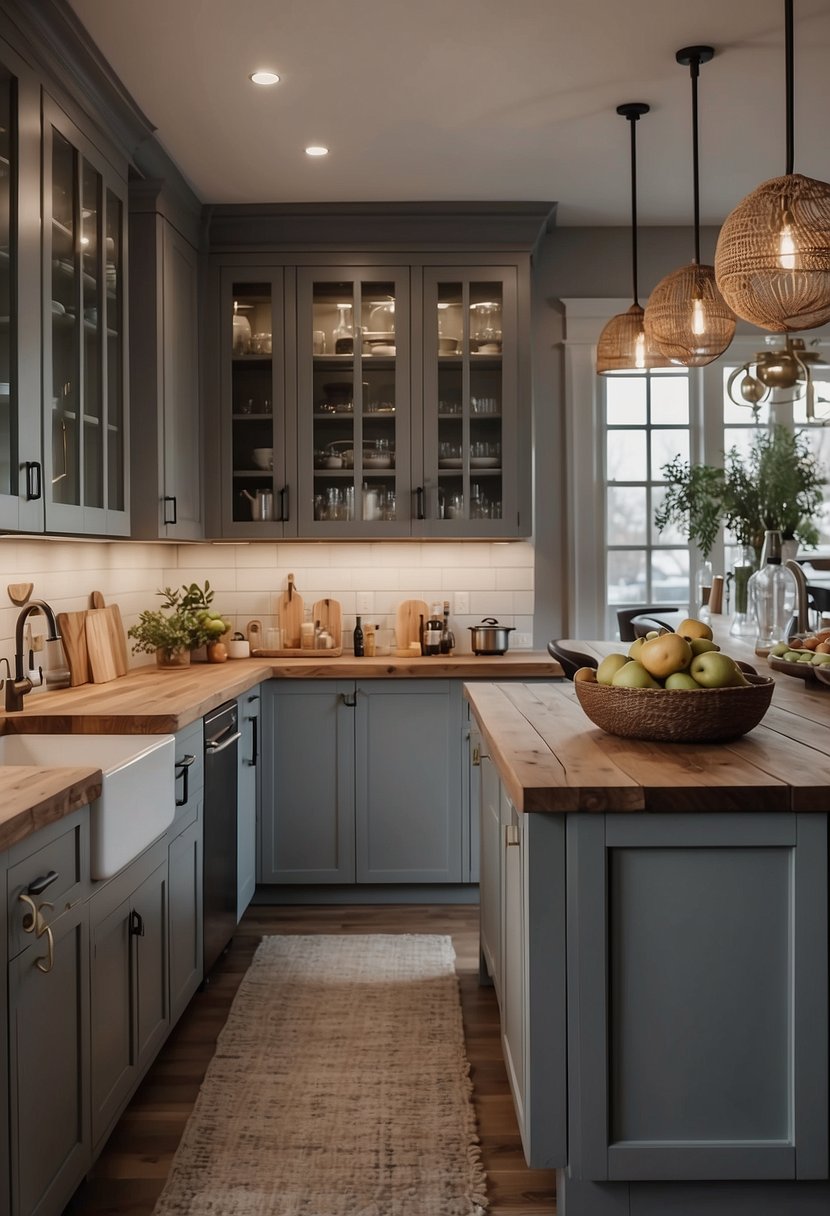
634;330;646;369
691;297;706;336
778;209;797;269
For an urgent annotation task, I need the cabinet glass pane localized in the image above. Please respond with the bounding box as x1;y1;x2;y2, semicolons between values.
311;279;399;524
0;66;14;497
82;160;102;508
51;128;79;505
434;281;504;522
231;283;275;522
106;188;123;509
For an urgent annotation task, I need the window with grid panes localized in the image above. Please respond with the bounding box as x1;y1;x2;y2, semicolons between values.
604;368;691;638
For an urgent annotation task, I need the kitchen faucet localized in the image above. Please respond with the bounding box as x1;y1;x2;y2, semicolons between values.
5;601;61;712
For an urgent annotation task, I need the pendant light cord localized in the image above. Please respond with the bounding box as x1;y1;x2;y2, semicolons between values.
690;56;701;265
629;112;640;305
785;0;794;174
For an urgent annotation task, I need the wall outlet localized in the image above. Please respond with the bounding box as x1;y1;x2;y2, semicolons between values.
356;591;374;614
454;591;470;615
514;633;533;648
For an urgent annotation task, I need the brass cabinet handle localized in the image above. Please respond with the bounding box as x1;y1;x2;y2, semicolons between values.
471;743;481;766
35;924;54;974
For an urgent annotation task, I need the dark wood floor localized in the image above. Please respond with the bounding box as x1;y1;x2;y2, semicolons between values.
65;904;556;1215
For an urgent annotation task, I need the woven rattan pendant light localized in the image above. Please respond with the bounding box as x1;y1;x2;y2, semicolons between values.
644;47;735;366
597;104;672;374
715;0;830;332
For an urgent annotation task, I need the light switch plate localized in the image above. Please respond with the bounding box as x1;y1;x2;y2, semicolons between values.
514;633;533;648
454;591;470;614
356;591;374;614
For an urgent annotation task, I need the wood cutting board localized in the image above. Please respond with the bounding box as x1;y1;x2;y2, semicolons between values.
89;592;129;675
312;598;343;651
276;573;304;649
395;599;429;653
56;611;90;687
85;609;121;683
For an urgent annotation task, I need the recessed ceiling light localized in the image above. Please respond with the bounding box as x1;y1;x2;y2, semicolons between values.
250;70;280;86
305;145;329;157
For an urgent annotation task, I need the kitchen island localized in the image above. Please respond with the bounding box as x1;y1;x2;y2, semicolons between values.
465;640;830;1216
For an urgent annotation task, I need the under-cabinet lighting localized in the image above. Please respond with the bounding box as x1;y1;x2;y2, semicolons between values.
250;70;280;86
305;145;329;157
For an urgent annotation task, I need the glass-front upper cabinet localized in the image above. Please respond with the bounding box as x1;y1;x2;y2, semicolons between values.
0;42;43;532
43;98;129;536
220;269;289;536
296;267;411;536
420;267;521;537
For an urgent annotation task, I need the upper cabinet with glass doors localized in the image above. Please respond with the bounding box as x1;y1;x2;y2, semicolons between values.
43;97;128;536
296;267;411;537
420;267;521;537
220;269;290;536
0;39;44;532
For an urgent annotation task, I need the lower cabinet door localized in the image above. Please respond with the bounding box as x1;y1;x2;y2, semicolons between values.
168;813;203;1024
501;793;526;1134
237;688;260;918
479;752;502;996
259;681;356;883
134;860;169;1073
354;680;463;882
9;901;91;1216
90;893;134;1146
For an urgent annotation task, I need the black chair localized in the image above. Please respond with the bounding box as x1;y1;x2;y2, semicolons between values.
547;640;598;681
616;605;680;642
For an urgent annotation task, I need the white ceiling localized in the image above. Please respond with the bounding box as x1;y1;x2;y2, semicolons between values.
67;0;830;227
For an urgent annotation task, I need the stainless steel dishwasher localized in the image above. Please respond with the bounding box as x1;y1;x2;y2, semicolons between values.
203;700;240;976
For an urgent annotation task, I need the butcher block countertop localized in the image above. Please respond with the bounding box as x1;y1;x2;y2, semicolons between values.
465;631;830;815
0;651;561;735
0;652;558;849
0;766;102;853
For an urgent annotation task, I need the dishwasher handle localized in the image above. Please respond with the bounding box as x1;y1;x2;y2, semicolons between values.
205;729;242;755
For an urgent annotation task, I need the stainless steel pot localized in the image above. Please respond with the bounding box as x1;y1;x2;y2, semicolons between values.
468;617;515;655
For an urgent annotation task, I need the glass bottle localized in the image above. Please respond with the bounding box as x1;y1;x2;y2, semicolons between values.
332;303;353;355
353;614;364;657
695;559;713;620
424;604;444;656
729;546;757;638
748;530;796;657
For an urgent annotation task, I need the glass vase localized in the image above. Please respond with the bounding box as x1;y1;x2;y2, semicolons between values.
729;546;757;638
748;530;796;656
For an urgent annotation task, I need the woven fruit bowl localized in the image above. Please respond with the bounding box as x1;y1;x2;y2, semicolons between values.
574;674;775;743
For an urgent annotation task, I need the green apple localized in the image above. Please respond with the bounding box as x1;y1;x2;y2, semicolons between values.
596;653;630;685
770;642;791;658
689;652;747;688
689;637;720;656
664;671;702;691
611;660;660;689
783;650;804;662
811;652;830;665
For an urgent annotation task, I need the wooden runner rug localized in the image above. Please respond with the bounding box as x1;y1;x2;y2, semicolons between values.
153;934;488;1215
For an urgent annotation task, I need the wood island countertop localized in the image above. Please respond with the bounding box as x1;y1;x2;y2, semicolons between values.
0;765;102;853
465;631;830;815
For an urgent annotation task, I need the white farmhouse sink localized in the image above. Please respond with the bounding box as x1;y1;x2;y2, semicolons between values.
0;733;176;879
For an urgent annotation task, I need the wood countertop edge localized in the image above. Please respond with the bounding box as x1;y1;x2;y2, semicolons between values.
0;767;102;853
464;678;830;814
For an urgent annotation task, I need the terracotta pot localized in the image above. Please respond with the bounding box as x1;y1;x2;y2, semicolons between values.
207;641;228;663
156;647;191;668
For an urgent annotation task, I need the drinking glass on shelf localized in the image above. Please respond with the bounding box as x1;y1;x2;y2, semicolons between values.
313;330;326;354
447;493;464;519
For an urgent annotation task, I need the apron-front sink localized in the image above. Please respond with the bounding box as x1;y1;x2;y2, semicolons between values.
0;733;175;879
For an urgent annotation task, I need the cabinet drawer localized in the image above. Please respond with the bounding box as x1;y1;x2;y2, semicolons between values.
7;810;89;958
173;719;204;831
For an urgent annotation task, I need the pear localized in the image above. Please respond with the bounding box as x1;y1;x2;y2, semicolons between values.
611;660;660;689
596;653;630;685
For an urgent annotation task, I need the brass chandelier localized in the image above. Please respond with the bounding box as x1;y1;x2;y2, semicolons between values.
726;335;830;420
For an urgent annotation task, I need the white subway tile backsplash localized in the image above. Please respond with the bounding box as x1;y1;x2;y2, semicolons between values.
0;537;536;662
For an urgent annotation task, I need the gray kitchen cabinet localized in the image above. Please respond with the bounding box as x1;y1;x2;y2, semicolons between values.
0;851;8;1216
168;718;204;1023
260;678;467;887
42;93;130;537
0;33;44;533
476;763;567;1170
207;249;531;539
354;680;463;881
89;837;169;1149
567;812;828;1184
237;686;260;918
464;720;481;885
5;809;91;1216
129;182;203;539
259;680;356;883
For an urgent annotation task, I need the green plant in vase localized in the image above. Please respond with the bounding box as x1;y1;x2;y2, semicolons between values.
128;581;231;666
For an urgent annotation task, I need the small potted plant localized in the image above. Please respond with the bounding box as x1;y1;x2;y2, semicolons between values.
128;581;232;667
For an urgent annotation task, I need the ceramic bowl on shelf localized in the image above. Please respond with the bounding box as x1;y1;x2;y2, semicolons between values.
252;447;274;470
438;337;460;354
